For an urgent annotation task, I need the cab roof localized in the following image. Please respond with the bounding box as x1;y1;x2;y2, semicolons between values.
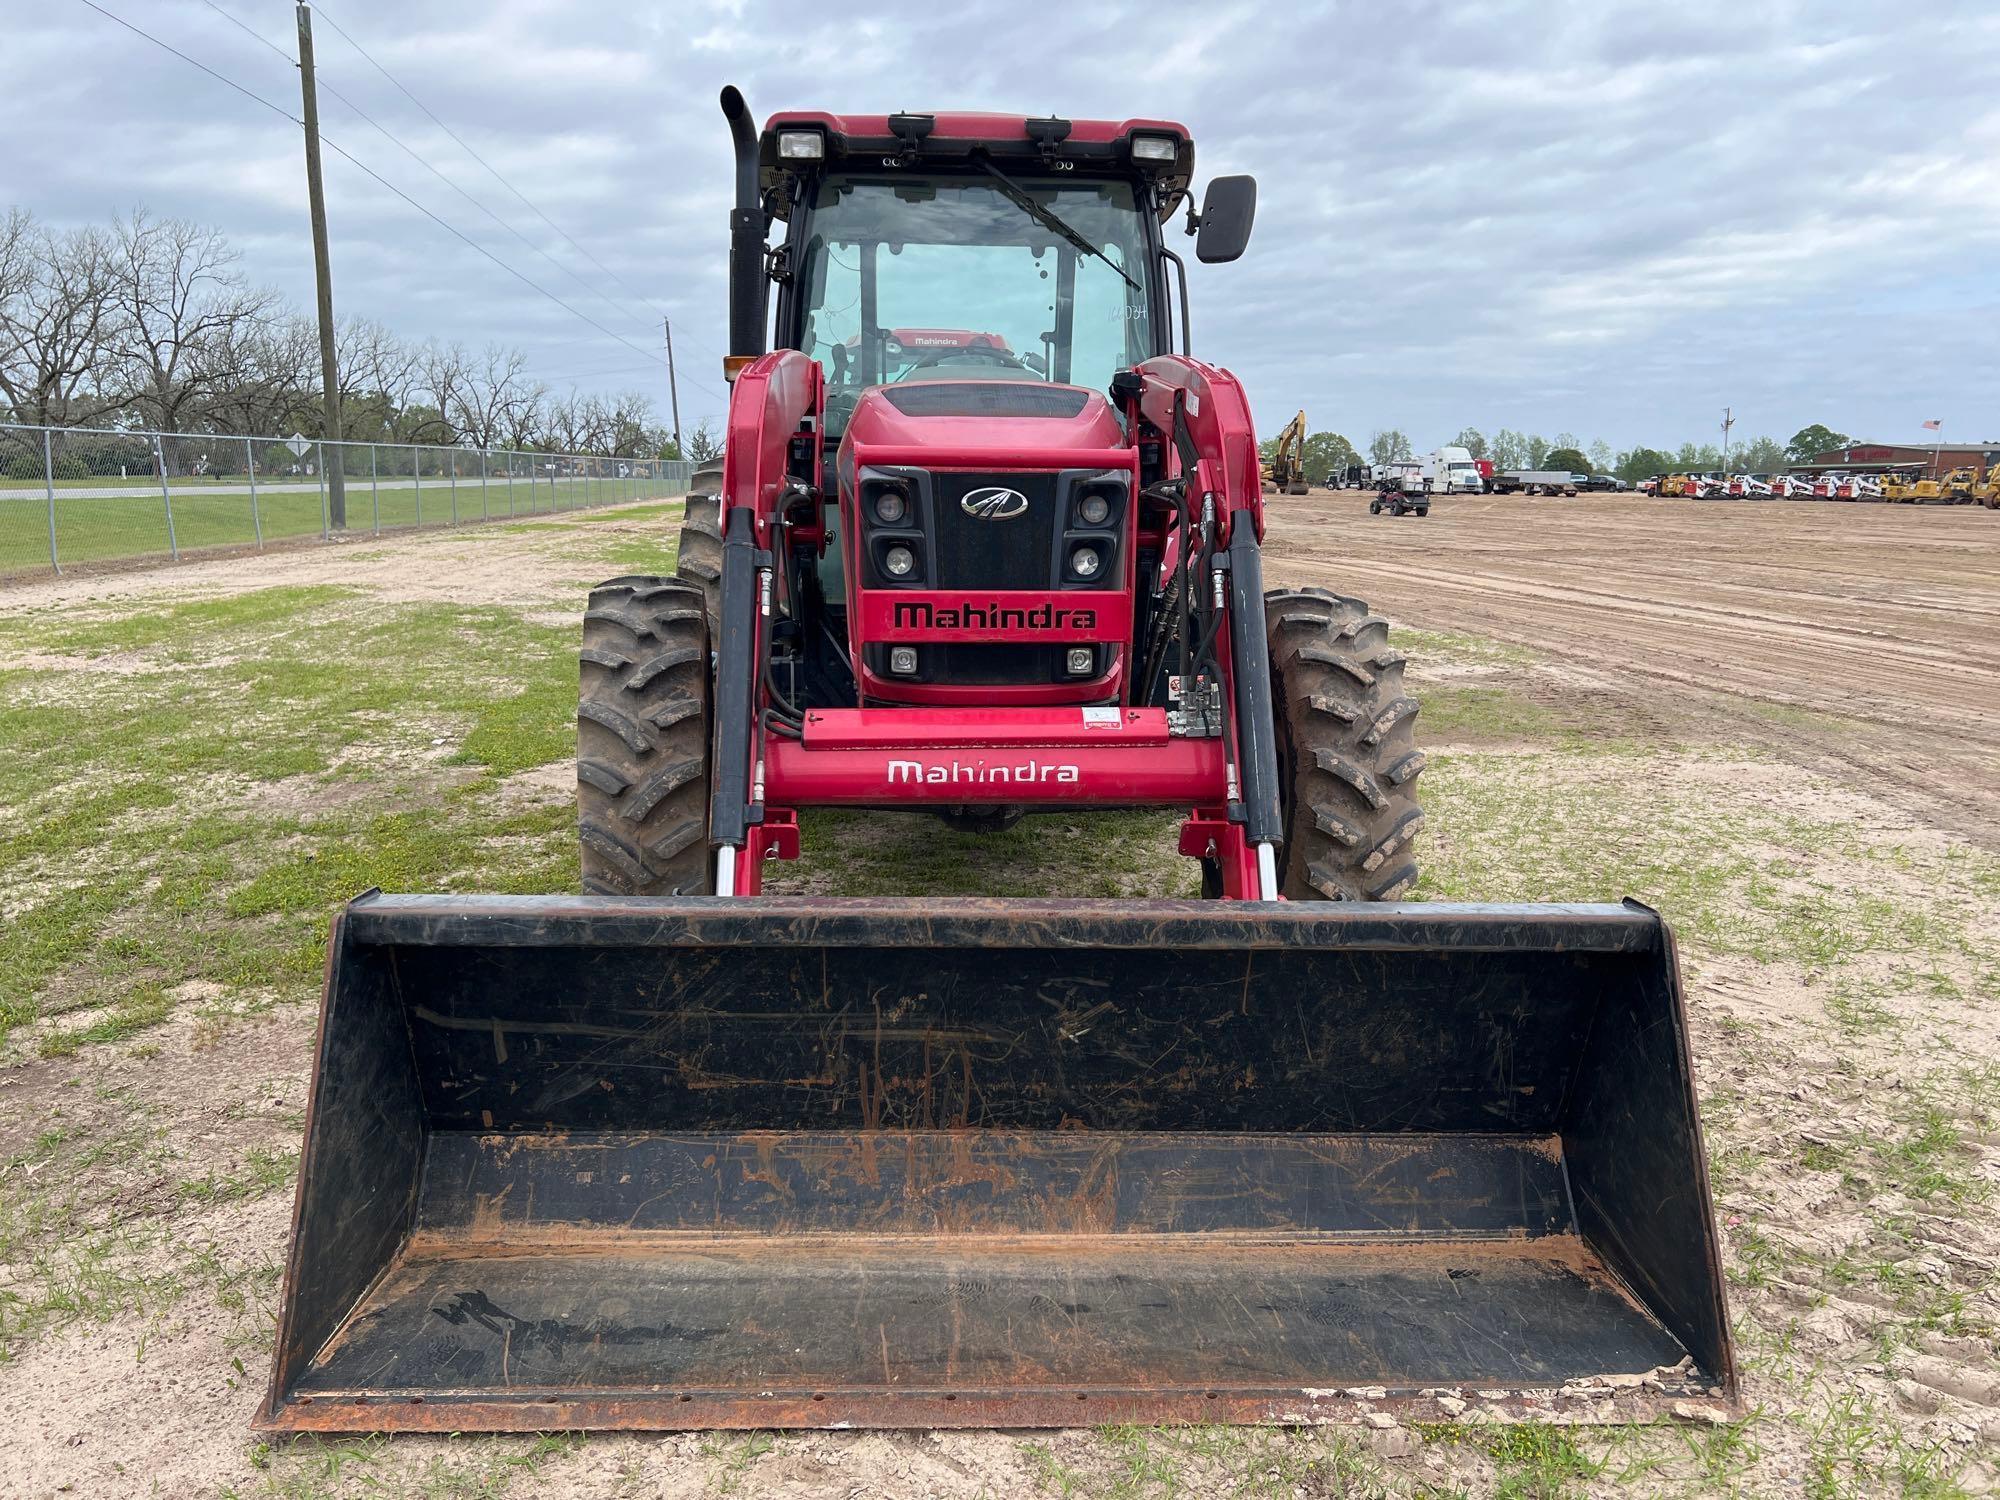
759;110;1194;222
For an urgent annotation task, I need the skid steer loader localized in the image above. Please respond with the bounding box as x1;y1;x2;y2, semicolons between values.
261;90;1733;1434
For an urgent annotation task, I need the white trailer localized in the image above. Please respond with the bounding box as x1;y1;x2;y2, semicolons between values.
1491;469;1580;496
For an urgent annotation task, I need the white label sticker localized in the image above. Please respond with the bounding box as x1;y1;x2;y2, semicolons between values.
1186;393;1201;417
1082;707;1121;727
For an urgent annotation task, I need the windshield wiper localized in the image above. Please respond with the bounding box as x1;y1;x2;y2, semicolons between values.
974;155;1139;291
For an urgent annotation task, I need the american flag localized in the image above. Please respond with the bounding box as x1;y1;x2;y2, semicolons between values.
1923;419;1943;431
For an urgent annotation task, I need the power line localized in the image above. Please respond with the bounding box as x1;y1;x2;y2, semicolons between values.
198;0;691;359
79;0;682;383
311;3;737;387
312;5;670;332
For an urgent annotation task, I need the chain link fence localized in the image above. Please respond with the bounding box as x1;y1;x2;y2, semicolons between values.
0;422;697;578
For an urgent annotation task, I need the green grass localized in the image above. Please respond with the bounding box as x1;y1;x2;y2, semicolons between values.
0;476;674;572
0;585;587;1048
1415;682;1645;750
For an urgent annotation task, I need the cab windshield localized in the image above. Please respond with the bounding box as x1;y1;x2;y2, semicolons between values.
797;174;1155;433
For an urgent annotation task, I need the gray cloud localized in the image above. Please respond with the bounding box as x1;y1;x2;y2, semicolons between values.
6;0;1997;447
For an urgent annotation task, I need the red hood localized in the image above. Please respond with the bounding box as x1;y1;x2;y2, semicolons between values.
840;381;1126;457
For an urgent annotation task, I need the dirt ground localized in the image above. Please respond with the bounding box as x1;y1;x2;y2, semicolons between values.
1;492;1997;1499
1266;490;2000;845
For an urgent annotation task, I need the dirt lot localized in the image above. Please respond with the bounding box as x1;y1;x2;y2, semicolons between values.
0;492;1996;1498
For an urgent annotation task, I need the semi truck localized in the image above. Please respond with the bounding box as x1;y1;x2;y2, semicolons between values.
1420;445;1483;494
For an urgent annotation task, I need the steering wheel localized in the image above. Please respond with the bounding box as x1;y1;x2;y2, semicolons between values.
901;344;1030;375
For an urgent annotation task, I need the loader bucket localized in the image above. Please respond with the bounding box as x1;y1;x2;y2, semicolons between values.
260;895;1735;1433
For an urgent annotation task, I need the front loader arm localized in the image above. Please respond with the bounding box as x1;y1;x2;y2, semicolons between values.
1133;355;1281;896
1134;355;1265;541
713;351;823;894
720;350;824;540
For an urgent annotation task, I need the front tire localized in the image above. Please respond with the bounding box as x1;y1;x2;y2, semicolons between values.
577;577;713;896
676;462;725;635
1266;588;1425;901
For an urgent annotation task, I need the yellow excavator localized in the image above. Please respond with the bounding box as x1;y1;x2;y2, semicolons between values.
1261;409;1311;495
1974;465;2000;510
1940;467;1979;504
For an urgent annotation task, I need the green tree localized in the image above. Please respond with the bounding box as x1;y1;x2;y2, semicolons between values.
1367;428;1412;465
1450;427;1488;460
1587;439;1613;472
1786;424;1849;462
1525;433;1551;467
1735;436;1786;474
1302;431;1359;478
1491;429;1528;470
1545;447;1588;474
1616;446;1670;483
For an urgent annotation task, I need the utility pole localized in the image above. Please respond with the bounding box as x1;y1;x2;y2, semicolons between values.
297;3;345;528
663;317;685;459
1720;406;1734;473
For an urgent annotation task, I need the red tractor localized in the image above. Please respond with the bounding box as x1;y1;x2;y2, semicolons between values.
262;87;1732;1436
582;94;1421;902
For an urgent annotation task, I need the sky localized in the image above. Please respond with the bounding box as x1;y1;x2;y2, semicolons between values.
6;0;1999;452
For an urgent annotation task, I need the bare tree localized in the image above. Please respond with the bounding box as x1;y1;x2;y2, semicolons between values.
684;419;721;464
0;213;125;428
407;339;469;444
336;316;418;435
449;344;530;450
111;210;277;434
605;390;655;457
205;313;318;436
540;389;586;453
502;375;546;451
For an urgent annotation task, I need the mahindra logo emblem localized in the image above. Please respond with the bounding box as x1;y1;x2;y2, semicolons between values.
960;485;1029;520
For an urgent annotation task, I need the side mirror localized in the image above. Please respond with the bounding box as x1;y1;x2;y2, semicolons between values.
1193;175;1257;263
1021;351;1048;376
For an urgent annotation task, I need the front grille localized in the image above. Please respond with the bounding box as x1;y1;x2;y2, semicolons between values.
865;643;1061;685
929;471;1060;590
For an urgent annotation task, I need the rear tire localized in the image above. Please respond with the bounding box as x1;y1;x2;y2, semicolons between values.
1265;588;1425;901
577;577;713;896
677;464;725;636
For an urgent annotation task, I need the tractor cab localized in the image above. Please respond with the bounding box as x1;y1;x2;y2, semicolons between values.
731;108;1255;709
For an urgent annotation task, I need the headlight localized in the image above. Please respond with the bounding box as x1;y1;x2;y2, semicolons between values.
875;488;908;524
1070;545;1102;579
1065;647;1095;676
1078;493;1110;526
1131;134;1178;163
884;545;915;578
777;130;824;161
888;646;918;676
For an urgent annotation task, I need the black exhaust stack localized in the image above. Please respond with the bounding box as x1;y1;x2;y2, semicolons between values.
720;86;767;361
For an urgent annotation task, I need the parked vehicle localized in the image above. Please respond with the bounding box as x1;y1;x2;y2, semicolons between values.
1262;410;1309;495
1370;486;1430;517
1370;460;1425;493
1420;446;1484;494
1581;474;1628;492
1490;469;1579;496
